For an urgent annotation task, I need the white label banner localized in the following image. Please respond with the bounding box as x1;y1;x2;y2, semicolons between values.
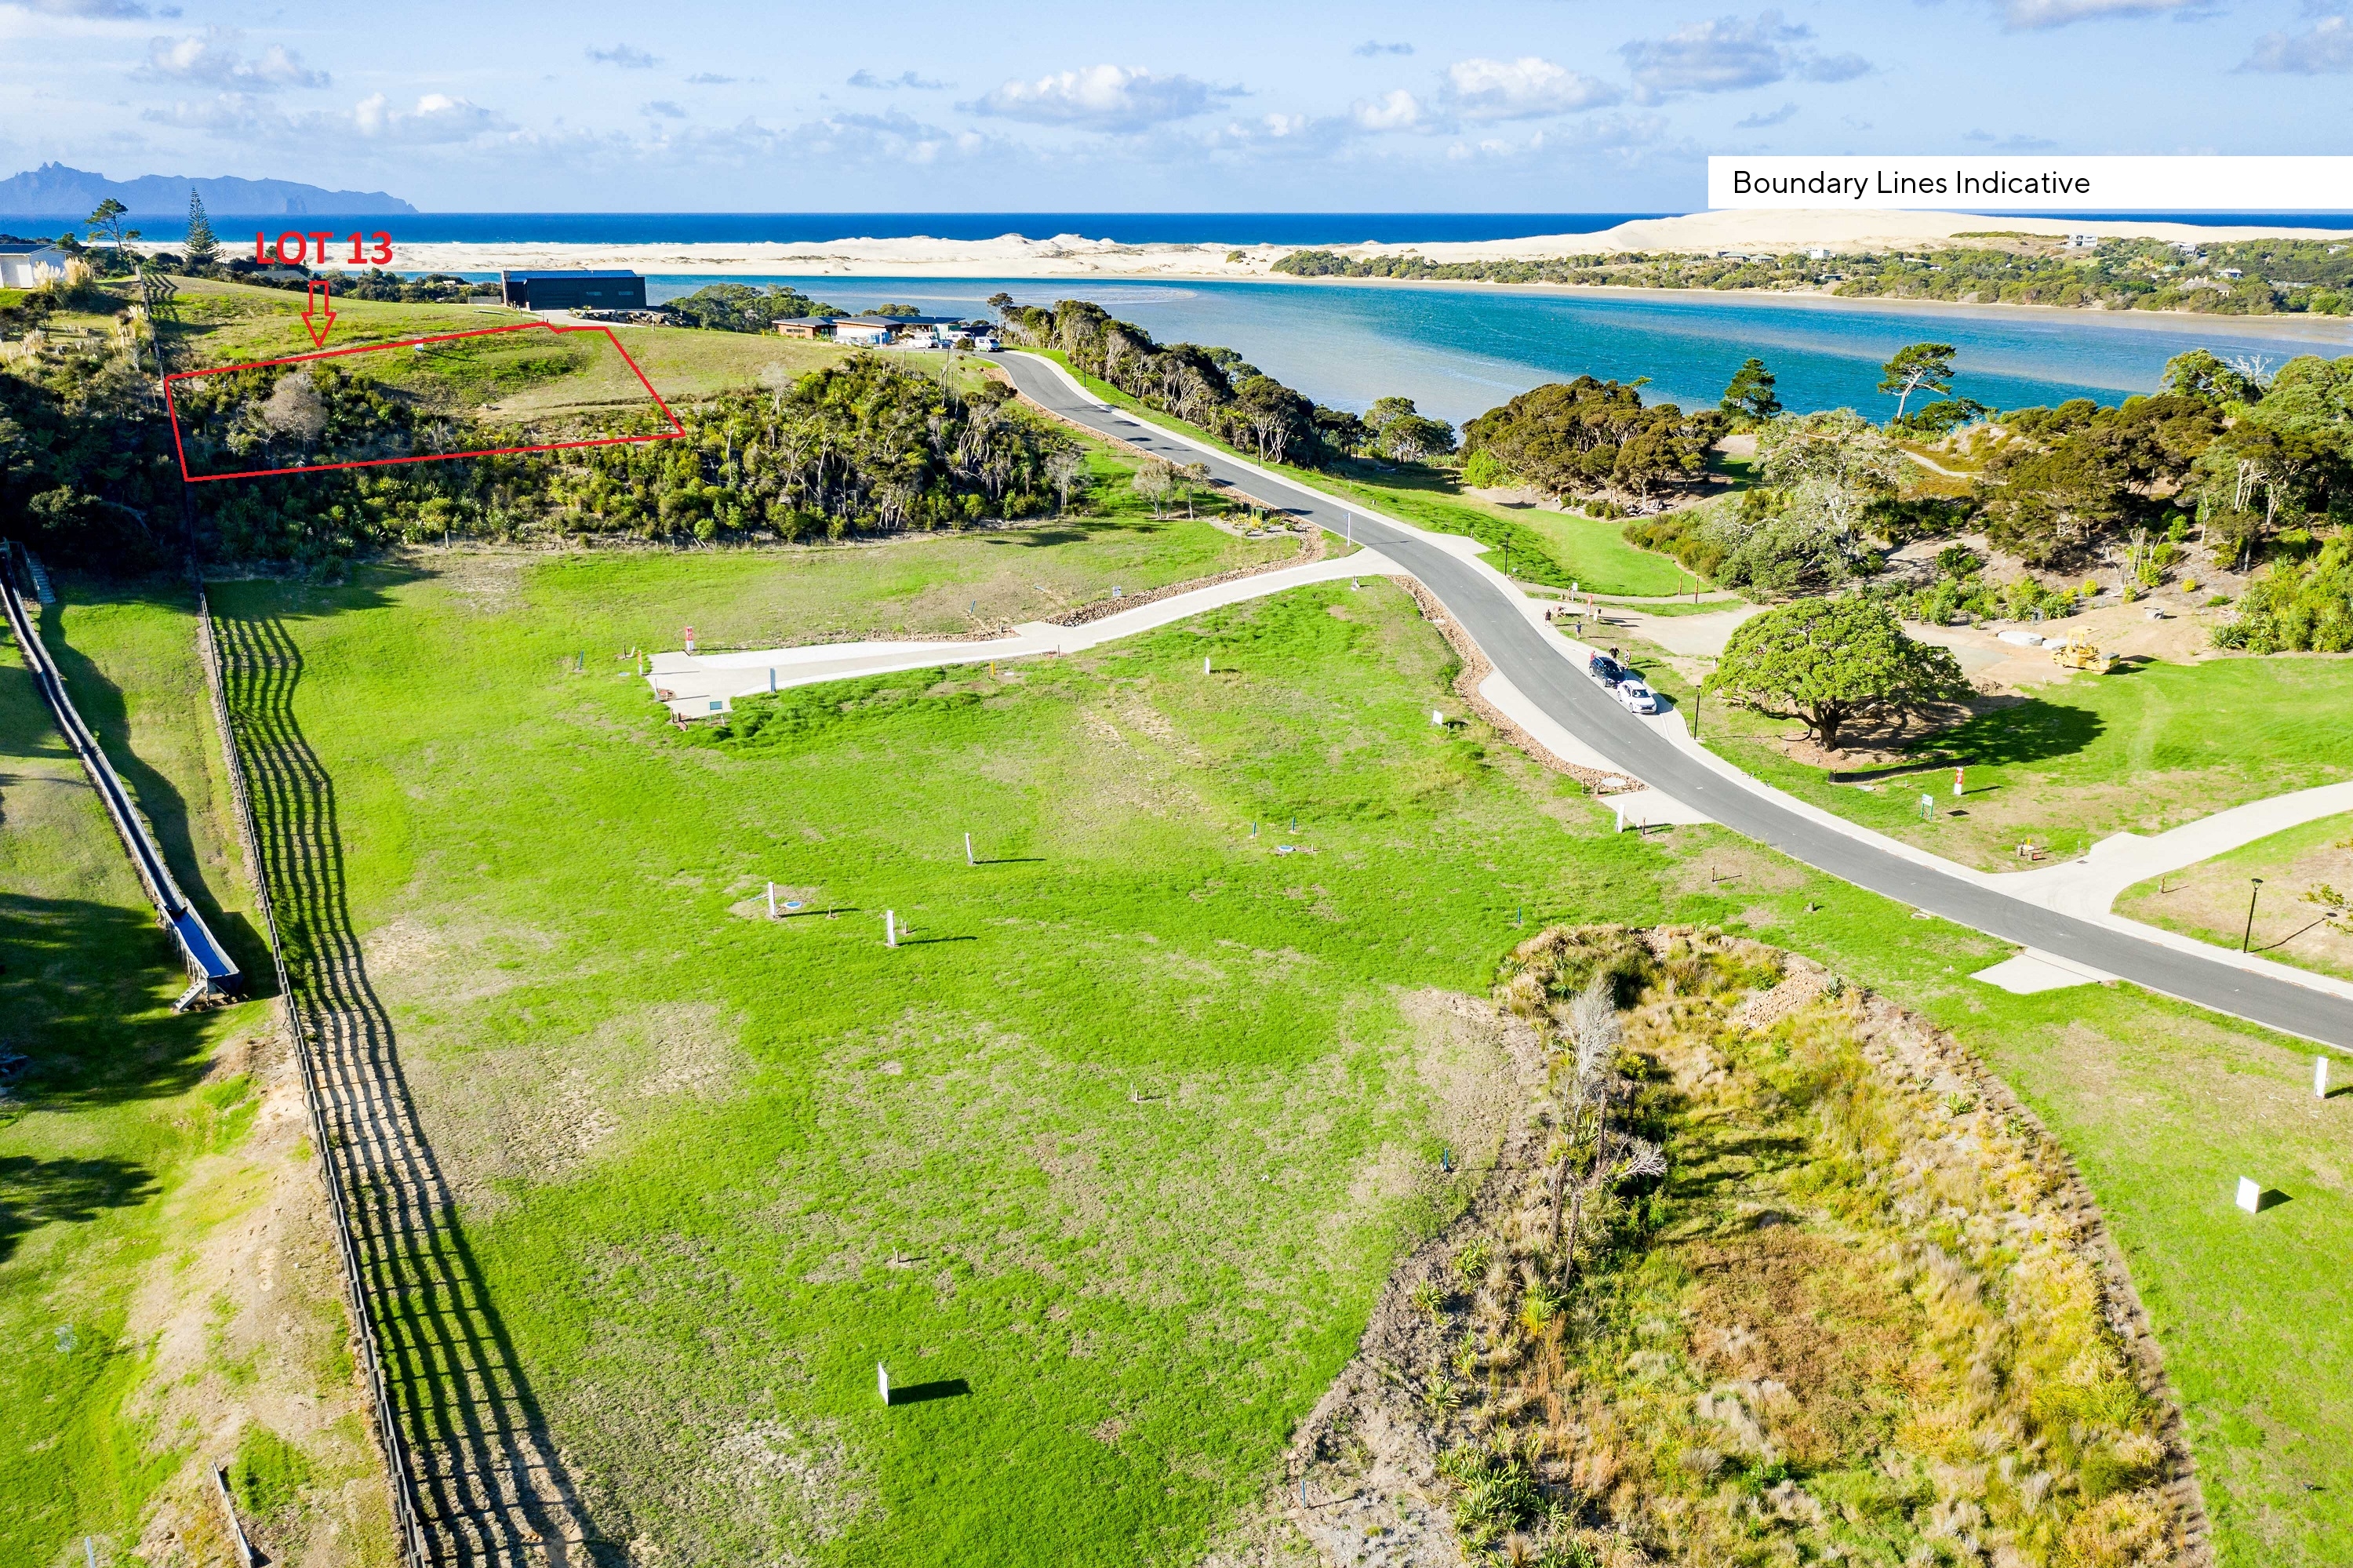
1707;156;2353;211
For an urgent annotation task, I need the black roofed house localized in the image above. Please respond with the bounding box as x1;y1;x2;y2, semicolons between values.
500;269;647;311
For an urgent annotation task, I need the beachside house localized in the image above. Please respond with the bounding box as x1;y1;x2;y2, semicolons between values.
0;239;74;289
499;269;648;311
773;314;987;347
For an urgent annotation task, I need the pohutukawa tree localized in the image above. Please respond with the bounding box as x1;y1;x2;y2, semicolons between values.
1708;595;1969;754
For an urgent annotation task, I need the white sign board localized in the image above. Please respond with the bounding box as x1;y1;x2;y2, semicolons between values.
1707;156;2353;212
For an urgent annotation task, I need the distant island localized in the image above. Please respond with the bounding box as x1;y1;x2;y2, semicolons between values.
0;162;416;217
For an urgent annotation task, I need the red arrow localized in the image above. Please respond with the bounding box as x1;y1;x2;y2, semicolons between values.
302;279;336;348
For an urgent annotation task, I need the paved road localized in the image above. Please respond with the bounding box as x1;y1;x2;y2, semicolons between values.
998;351;2353;1050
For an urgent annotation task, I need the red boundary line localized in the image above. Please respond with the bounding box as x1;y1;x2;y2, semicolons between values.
162;320;687;484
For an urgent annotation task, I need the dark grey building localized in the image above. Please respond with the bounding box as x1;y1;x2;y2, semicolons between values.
499;269;647;311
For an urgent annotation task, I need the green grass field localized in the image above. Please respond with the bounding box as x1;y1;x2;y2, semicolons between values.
1027;352;1696;598
2117;812;2353;980
0;586;390;1567
1698;656;2353;873
197;546;2351;1565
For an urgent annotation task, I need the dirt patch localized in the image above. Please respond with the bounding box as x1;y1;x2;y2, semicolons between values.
406;1000;747;1211
121;1020;398;1568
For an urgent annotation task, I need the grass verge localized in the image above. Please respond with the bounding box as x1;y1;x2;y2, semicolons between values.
2116;812;2353;981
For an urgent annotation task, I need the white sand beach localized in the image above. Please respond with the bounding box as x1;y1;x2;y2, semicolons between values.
304;209;2345;284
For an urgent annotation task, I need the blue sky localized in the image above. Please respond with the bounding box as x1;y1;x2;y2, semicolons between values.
4;0;2350;210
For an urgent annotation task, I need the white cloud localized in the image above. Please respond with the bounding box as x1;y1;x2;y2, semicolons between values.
1620;12;1867;99
685;72;735;85
351;91;509;143
25;0;147;14
1735;100;1798;128
585;42;658;68
141;93;275;134
2239;13;2353;71
849;68;947;90
1443;111;1674;162
1962;128;2060;148
963;64;1227;132
680;110;990;168
1442;56;1622;119
1999;0;2210;26
1351;88;1426;131
140;27;328;90
1352;40;1414;56
642;99;685;118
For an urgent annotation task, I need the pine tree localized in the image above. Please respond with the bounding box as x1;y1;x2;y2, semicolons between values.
183;188;219;274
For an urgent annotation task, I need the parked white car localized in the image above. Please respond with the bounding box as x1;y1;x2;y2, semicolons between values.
1613;679;1660;715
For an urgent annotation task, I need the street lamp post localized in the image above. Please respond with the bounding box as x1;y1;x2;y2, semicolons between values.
2242;877;2265;952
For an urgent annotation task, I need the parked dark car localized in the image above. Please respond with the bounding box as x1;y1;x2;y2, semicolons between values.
1587;653;1626;688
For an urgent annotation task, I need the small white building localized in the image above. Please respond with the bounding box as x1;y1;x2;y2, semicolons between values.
0;240;75;289
2064;234;2099;250
833;318;898;346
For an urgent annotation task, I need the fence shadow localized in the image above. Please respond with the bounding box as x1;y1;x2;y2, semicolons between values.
216;609;613;1566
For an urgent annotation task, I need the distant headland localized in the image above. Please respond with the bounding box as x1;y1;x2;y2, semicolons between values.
0;162;416;218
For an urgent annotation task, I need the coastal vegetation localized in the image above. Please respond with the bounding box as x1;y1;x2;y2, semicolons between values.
1459;377;1724;503
1271;234;2353;317
997;297;1408;469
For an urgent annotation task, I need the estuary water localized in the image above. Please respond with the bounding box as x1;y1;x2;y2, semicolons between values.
651;275;2353;427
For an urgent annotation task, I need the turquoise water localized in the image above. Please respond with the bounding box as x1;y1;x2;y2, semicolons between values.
649;275;2353;427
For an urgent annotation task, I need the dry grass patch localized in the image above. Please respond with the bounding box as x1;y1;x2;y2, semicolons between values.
1264;927;2197;1568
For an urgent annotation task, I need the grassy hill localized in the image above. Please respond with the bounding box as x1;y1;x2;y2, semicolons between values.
164;278;853;423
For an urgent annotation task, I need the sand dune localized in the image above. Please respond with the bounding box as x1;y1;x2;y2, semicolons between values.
322;209;2342;284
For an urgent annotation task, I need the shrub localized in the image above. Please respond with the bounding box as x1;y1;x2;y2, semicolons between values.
2212;536;2353;652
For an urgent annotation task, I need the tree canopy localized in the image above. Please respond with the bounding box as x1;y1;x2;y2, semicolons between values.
1719;357;1781;426
1460;377;1723;500
664;282;842;333
1878;343;1956;420
996;297;1353;467
1709;596;1969;752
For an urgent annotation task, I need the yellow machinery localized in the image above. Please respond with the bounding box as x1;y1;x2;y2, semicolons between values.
2049;635;2115;674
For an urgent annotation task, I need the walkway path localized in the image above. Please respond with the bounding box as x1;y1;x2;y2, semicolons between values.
991;351;2353;1050
646;551;1387;719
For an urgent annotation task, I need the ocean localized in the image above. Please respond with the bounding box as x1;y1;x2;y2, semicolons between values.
13;210;2353;247
649;275;2353;427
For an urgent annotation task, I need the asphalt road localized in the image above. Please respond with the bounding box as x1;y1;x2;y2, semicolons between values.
998;351;2353;1050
